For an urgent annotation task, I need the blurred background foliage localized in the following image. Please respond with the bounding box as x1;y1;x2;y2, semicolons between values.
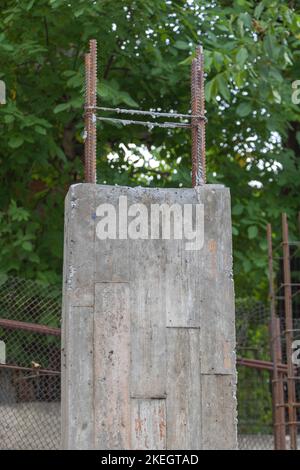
0;0;300;299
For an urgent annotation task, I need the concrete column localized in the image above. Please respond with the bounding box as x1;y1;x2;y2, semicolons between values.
61;183;237;450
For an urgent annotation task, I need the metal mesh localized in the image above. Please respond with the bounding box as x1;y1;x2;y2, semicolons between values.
1;277;297;450
236;300;275;450
270;240;300;450
0;277;61;450
236;293;300;450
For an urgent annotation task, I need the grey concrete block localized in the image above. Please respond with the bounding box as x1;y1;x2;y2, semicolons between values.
131;399;166;450
94;282;131;449
61;306;94;449
62;183;237;450
201;374;238;450
166;328;202;449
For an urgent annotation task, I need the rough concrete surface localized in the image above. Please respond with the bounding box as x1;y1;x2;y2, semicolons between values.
62;184;237;450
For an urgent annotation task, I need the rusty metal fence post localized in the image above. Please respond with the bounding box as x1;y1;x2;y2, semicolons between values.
282;213;298;450
267;223;286;449
266;213;300;450
274;316;286;449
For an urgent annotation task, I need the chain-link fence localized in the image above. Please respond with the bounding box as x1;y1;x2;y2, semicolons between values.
0;277;61;449
236;299;300;450
1;276;297;450
235;299;275;450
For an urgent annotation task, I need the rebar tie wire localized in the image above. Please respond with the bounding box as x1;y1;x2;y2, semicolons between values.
86;106;207;130
87;105;207;122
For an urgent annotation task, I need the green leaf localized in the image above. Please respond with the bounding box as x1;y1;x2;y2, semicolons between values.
205;78;217;102
120;92;139;108
216;24;229;33
213;51;223;72
248;226;258;239
264;34;280;60
239;12;252;28
204;50;213;71
216;74;230;101
236;47;248;67
234;71;246;88
284;52;293;66
0;273;8;286
53;103;70;113
8;136;24;148
272;89;281;104
22;241;33;251
26;0;35;10
174;40;190;50
8;201;29;221
236;102;252;117
34;126;47;135
4;115;14;124
29;253;40;263
242;258;252;273
254;3;264;19
178;55;192;66
232;203;244;216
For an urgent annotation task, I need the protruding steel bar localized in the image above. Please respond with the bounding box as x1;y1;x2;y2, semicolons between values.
191;58;198;187
191;46;206;187
197;46;206;184
84;40;97;183
267;223;286;449
84;53;91;182
89;39;97;183
84;43;206;186
282;213;298;450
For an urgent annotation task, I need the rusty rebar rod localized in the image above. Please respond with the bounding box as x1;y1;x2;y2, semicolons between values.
198;46;206;183
84;43;207;187
84;53;91;182
191;46;206;187
191;58;198;187
282;213;298;450
267;223;286;449
84;40;97;183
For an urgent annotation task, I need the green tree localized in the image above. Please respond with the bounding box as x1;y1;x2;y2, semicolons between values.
0;0;299;297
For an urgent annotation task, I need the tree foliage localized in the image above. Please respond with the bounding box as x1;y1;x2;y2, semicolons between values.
0;0;300;296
